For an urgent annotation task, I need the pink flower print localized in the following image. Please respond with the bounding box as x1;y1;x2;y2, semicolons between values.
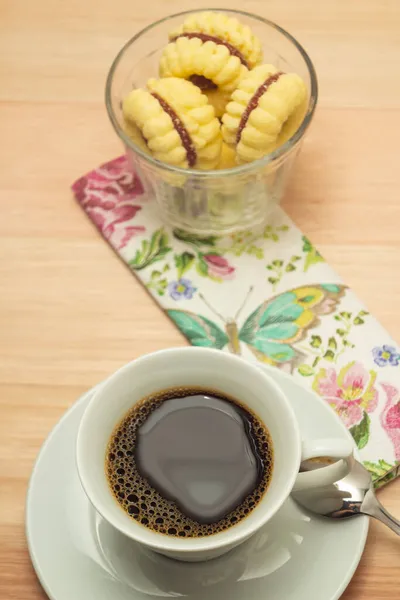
313;361;378;428
203;254;235;280
102;205;141;236
91;203;144;250
72;157;146;250
73;157;142;203
381;383;400;461
111;225;144;251
91;156;144;196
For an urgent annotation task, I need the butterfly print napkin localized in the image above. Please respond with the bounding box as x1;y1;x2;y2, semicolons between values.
72;156;400;487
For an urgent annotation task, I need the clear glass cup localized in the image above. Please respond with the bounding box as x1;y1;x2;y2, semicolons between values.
105;9;318;235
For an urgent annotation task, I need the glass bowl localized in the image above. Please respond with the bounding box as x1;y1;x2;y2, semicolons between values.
105;9;318;235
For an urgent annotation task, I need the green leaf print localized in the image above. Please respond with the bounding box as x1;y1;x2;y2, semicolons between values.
364;459;397;485
353;316;365;325
271;260;282;268
196;257;209;277
302;235;325;272
298;364;315;377
129;228;172;270
323;349;335;361
172;224;290;264
146;269;168;296
174;252;195;279
297;309;370;366
220;224;290;259
328;337;337;350
265;256;298;290
310;335;322;348
173;229;218;247
340;311;352;320
285;263;296;272
349;411;370;449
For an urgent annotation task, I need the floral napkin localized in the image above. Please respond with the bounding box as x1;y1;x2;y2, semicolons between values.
72;156;400;487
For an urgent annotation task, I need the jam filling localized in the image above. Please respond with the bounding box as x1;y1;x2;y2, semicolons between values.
172;33;249;68
189;74;218;91
236;72;284;144
151;92;197;167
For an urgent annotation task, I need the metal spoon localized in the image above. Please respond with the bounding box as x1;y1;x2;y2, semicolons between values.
292;456;400;535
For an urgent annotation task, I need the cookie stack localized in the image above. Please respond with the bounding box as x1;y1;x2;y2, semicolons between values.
122;11;307;170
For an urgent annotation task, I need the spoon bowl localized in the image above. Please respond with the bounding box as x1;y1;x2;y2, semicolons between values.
293;457;400;535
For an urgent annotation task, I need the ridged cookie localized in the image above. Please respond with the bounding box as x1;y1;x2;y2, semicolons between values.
168;11;263;70
216;142;237;170
202;88;232;119
159;11;263;117
221;64;307;163
122;78;222;170
159;35;247;97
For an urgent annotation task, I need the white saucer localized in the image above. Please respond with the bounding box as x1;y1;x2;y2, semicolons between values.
26;366;368;600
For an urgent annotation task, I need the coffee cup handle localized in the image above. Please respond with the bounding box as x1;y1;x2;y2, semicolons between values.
292;438;354;492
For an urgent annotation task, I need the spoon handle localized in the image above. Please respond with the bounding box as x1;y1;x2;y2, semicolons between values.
362;489;400;536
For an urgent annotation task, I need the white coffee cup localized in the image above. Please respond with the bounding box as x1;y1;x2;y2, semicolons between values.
76;347;353;562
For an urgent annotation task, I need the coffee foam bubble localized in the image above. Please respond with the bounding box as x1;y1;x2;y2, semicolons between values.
106;388;273;537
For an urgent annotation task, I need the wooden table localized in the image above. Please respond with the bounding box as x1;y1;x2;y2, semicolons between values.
1;0;399;597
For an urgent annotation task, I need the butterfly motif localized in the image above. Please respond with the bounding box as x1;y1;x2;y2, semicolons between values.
166;284;346;370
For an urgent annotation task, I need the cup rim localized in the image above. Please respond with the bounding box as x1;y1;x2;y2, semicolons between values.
105;8;318;178
76;347;302;554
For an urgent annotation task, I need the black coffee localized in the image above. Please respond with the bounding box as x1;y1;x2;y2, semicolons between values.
106;387;273;538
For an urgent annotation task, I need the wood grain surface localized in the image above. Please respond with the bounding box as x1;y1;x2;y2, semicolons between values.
0;1;399;597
